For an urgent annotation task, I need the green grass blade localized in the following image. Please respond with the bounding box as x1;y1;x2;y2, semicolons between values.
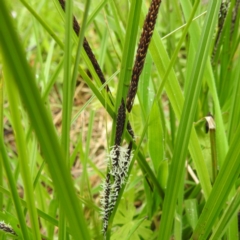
110;0;142;146
185;199;198;230
0;2;90;239
148;101;164;173
4;69;41;240
209;187;240;240
59;1;73;238
0;138;29;239
0;64;3;212
71;0;91;98
61;0;73;161
116;0;142;104
86;0;108;27
158;0;221;239
19;0;63;48
228;60;240;143
192;123;240;239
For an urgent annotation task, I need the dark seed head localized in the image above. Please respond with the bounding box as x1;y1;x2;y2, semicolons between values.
126;0;162;112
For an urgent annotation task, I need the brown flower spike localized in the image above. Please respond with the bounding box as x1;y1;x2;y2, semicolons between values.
115;99;126;146
58;0;110;93
126;0;162;112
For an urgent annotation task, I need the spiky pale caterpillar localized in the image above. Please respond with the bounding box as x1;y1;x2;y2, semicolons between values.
126;0;162;112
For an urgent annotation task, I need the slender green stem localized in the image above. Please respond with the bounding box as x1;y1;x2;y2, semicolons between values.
0;70;3;211
59;0;73;238
5;69;41;240
210;129;218;183
0;137;30;240
71;0;92;99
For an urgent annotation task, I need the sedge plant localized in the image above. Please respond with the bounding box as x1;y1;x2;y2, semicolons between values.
0;0;240;239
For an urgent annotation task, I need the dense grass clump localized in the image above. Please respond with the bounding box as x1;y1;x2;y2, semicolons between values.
0;0;240;239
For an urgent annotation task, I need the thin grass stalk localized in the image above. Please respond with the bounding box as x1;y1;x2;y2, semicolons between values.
59;0;73;238
42;59;64;101
81;110;95;196
108;1;124;48
86;0;108;28
61;0;72;172
228;63;240;143
192;122;240;239
19;0;63;47
5;71;41;240
0;139;29;240
71;0;91;99
110;0;142;147
0;186;61;227
0;70;3;211
210;129;218;184
205;115;218;183
209;187;240;240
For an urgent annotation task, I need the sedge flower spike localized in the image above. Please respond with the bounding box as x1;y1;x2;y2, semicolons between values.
100;173;112;235
101;144;133;235
126;0;162;112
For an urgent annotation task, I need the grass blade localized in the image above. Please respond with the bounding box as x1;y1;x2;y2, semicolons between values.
158;0;221;239
0;2;90;239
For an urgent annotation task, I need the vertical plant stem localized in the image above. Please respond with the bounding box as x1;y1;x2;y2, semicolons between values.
0;71;3;211
0;139;30;240
111;0;142;146
59;0;73;238
4;68;41;240
209;187;240;240
61;0;72;167
210;129;218;183
71;0;91;98
205;115;218;183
